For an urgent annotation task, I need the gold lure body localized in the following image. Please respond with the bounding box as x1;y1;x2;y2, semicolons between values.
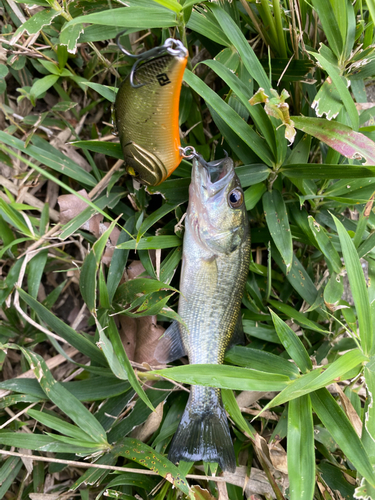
115;42;187;186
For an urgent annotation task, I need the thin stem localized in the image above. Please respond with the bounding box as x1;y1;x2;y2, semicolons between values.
272;0;288;58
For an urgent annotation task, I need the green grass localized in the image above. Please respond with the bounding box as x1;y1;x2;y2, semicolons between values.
1;0;375;498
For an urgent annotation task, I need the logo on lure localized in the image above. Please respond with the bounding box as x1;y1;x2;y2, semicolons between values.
115;33;188;186
156;73;171;86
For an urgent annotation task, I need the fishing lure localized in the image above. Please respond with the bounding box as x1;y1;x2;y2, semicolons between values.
115;34;188;186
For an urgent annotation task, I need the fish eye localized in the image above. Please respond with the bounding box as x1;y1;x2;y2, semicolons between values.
228;188;243;208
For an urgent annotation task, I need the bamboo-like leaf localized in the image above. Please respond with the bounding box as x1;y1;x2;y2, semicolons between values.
270;309;312;373
19;347;108;445
117;235;181;250
113;438;190;495
263;190;293;273
364;357;375;445
0;376;130;402
201;59;276;153
98;316;155;412
281;163;375;179
27;250;48;300
269;300;327;334
18;288;104;365
225;345;299;378
12;9;61;39
311;388;375;487
311;0;343;57
292;117;375;166
0;131;97;186
70;141;123;159
80;220;117;313
27;409;95;442
308;216;342;273
63;7;178;29
222;388;255;438
107;217;135;303
311;51;359;130
272;246;318;305
209;3;271;92
288;395;315;500
152;364;289;391
0;433;100;454
267;349;367;409
334;214;373;355
0;199;34;237
186;9;230;46
0;457;22;498
184;70;274;166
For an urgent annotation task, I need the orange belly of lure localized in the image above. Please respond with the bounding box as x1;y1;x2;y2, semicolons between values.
115;50;187;186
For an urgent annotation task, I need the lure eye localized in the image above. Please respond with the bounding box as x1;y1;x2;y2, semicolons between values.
228;188;243;208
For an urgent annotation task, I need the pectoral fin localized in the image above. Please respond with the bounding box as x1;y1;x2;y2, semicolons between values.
154;320;187;363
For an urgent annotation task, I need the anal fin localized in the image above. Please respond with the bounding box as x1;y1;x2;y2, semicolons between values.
154;320;187;364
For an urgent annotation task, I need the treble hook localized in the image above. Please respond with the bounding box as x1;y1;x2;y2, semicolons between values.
116;30;188;88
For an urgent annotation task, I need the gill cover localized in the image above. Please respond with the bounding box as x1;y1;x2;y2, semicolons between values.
115;37;188;186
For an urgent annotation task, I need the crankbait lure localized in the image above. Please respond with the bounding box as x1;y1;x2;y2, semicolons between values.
115;34;188;186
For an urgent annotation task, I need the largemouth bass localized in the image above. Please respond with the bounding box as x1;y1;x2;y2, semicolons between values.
115;39;188;186
156;155;250;472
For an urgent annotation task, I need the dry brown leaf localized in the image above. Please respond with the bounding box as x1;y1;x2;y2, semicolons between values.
119;260;165;365
221;466;284;499
119;314;165;365
191;485;216;500
19;447;33;474
252;434;289;497
236;391;267;408
335;383;363;437
131;401;164;442
269;442;288;474
58;189;102;237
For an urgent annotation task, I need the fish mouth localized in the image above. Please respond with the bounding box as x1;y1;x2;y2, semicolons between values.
193;155;234;194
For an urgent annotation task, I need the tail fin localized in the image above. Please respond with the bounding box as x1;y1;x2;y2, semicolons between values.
168;387;236;473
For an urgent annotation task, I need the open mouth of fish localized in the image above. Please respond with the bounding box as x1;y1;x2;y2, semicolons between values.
195;155;233;194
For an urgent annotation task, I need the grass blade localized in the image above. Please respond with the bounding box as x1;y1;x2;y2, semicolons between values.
263;190;293;273
19;347;108;445
184;69;274;166
270;309;312;373
64;7;178;29
333;214;373;355
288;395;315;500
98;316;155;412
210;3;271;92
152;364;289;391
18;288;104;365
311;388;375;487
113;438;189;495
311;0;343;57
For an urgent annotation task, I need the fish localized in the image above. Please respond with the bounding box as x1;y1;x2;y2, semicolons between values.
155;155;250;472
115;39;188;186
